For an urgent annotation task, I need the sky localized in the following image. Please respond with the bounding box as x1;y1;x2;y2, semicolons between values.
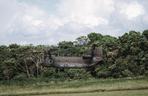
0;0;148;45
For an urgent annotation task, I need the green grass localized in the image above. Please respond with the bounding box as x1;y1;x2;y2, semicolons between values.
0;77;148;96
37;90;148;96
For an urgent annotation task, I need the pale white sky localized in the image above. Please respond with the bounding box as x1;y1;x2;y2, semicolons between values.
0;0;148;45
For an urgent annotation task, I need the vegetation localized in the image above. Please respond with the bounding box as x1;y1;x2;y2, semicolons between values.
0;77;148;96
0;30;148;80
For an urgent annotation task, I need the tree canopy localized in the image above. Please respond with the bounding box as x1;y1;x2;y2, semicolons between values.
0;30;147;80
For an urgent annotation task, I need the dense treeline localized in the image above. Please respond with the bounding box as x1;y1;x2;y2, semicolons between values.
0;30;148;80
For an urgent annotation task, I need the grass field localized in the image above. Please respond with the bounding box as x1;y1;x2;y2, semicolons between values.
0;77;148;96
37;90;148;96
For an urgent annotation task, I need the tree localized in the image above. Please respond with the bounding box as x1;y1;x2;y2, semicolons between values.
143;30;148;39
75;36;89;46
87;32;103;44
2;58;17;80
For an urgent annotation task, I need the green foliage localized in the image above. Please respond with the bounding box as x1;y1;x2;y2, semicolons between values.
76;36;89;45
0;30;147;80
87;32;103;44
143;29;148;39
